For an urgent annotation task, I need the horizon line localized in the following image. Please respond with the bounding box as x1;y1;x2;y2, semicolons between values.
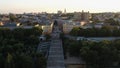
1;11;120;14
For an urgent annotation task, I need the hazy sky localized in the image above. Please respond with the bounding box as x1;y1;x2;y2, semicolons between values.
0;0;120;13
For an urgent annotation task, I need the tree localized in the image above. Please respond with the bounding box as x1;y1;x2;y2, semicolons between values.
14;55;34;68
25;35;39;45
32;27;43;36
9;14;16;22
80;40;120;68
0;54;4;68
35;53;46;68
45;34;51;40
5;53;15;68
69;26;120;37
70;27;80;36
0;27;46;68
12;28;25;41
69;42;79;56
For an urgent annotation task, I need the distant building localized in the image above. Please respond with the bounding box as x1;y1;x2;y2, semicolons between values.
73;12;81;21
3;23;17;27
92;13;115;22
63;21;80;34
57;10;62;15
80;21;87;26
0;21;4;26
81;10;89;22
62;19;89;34
73;10;90;22
41;23;53;34
64;9;66;14
1;17;10;22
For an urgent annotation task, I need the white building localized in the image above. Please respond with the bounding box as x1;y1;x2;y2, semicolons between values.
41;23;53;34
63;21;81;34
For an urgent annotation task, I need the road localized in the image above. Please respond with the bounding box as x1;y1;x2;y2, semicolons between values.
47;26;65;68
65;35;120;42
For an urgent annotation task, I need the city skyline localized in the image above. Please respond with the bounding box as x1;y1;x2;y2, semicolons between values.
0;0;120;14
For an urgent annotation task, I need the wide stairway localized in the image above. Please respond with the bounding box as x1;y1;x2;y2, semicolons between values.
47;26;65;68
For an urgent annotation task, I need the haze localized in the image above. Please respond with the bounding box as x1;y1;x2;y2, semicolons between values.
0;0;120;13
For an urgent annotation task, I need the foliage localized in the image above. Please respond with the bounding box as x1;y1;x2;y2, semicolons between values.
70;27;120;37
9;14;17;22
64;39;120;68
35;53;46;68
45;34;51;40
0;27;46;68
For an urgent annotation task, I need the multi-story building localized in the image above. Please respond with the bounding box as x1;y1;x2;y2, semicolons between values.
73;10;90;22
57;10;62;15
41;23;53;34
1;16;10;22
73;12;81;21
92;13;115;22
0;21;3;26
81;10;89;22
63;21;81;34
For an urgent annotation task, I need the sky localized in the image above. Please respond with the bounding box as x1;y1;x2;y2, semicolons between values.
0;0;120;14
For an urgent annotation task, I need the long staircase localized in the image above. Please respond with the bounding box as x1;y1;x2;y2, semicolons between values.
47;26;65;68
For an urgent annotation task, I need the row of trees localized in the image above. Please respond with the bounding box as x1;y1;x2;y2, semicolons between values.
70;26;120;37
63;39;120;68
0;27;46;68
80;40;120;68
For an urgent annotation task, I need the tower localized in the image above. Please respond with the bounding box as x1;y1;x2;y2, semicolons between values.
81;10;89;22
81;10;85;21
64;9;66;14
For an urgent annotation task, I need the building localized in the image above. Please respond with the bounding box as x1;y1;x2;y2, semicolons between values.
1;16;10;21
57;10;62;15
81;10;89;22
73;10;90;22
73;12;81;21
3;23;17;27
41;23;53;34
63;21;80;34
64;9;67;14
0;21;4;26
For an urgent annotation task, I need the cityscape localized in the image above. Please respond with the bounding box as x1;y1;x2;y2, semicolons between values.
1;0;120;68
